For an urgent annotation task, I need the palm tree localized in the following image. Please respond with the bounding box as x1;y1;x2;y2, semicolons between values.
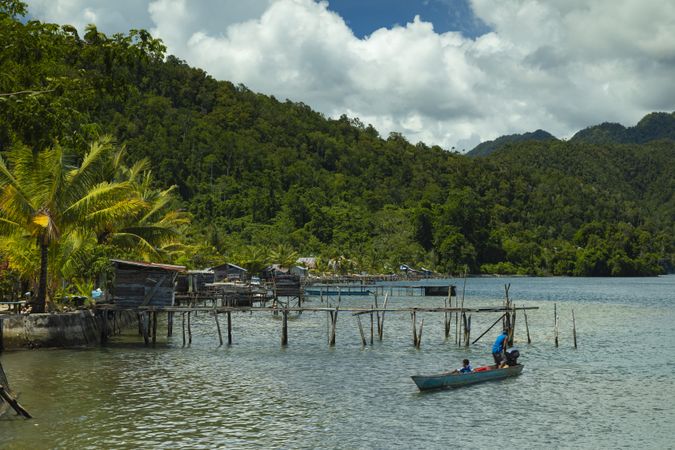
99;157;191;261
269;244;299;270
0;136;144;312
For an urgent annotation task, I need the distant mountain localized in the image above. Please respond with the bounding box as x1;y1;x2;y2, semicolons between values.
467;129;557;157
570;112;675;145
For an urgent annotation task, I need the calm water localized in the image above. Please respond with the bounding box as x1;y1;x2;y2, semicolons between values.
2;276;674;449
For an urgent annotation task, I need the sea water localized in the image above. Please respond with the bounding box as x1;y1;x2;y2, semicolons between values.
1;276;674;449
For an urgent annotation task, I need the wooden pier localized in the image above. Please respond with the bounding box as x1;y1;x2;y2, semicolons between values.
94;303;538;349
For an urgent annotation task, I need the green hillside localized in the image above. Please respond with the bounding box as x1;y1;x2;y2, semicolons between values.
1;1;674;280
467;130;558;157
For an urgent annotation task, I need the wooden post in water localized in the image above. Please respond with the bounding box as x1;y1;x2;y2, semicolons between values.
137;313;143;336
411;311;418;347
379;293;388;340
142;312;149;346
524;310;532;344
554;303;559;348
508;306;516;346
102;311;109;344
227;311;232;345
374;292;380;338
152;311;158;346
181;312;186;346
417;318;424;349
329;308;338;346
214;312;223;346
167;311;173;337
572;309;577;349
281;308;288;346
370;310;374;345
0;385;32;419
188;311;192;345
356;315;366;346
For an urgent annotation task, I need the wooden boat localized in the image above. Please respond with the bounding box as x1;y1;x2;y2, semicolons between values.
411;364;524;391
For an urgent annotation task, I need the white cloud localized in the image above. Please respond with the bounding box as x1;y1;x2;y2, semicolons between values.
24;0;675;151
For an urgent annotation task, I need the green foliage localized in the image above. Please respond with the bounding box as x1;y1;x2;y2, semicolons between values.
0;7;673;280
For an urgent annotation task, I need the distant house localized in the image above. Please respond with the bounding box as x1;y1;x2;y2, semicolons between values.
110;259;185;308
289;265;309;279
176;269;216;294
208;263;248;282
297;257;317;269
399;264;421;276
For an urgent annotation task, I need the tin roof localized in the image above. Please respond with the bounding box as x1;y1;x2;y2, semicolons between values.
111;259;186;272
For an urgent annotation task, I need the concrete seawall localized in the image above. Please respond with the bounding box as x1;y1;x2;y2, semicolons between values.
0;310;135;350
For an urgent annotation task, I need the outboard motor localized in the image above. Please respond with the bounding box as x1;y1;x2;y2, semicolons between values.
504;349;520;366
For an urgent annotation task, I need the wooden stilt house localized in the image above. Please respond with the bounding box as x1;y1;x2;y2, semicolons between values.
110;259;186;308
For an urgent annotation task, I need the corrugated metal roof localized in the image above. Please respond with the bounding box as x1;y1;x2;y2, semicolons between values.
111;259;186;272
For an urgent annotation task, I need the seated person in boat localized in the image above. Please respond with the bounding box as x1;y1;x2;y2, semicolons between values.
492;329;509;367
452;359;473;373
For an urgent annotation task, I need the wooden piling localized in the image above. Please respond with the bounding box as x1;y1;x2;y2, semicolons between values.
188;311;192;345
281;308;288;346
181;312;186;346
356;315;366;346
472;313;507;345
524;310;532;344
0;385;32;418
379;293;388;340
167;311;174;337
152;311;158;346
227;311;232;345
142;312;149;346
417;318;424;349
412;311;418;347
214;312;223;346
572;309;577;348
554;303;559;348
370;310;374;345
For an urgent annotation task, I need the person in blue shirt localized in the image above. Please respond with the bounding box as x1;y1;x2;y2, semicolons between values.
452;359;472;373
492;329;509;367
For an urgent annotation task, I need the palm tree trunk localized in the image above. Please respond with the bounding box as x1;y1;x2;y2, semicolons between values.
34;241;48;313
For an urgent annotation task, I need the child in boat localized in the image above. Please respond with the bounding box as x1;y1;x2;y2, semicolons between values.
453;359;473;373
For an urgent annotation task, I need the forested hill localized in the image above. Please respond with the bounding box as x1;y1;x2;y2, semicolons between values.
1;3;674;276
467;130;557;157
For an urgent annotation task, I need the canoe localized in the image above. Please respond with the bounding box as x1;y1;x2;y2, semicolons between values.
411;364;524;391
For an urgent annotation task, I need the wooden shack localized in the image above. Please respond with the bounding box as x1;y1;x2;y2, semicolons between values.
110;259;185;308
209;263;248;282
176;270;216;294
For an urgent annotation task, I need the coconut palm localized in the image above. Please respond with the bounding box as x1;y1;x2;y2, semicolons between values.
0;136;145;312
99;157;191;261
269;244;299;269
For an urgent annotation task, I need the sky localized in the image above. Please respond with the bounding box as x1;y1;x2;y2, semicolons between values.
24;0;675;152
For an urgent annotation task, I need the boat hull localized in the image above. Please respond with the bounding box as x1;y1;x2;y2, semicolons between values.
411;364;524;391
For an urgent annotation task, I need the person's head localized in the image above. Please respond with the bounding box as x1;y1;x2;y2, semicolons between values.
463;359;470;366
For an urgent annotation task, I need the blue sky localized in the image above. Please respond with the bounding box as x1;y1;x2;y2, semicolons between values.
327;0;490;39
23;0;675;151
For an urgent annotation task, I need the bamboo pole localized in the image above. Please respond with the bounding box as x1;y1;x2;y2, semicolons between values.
464;314;471;347
329;309;338;346
0;385;32;418
167;311;173;337
572;309;577;349
417;318;424;349
554;303;559;348
524;310;532;344
370;310;374;345
471;313;507;344
188;311;192;345
281;308;288;346
181;312;186;346
142;312;149;346
214;312;223;346
152;311;158;346
227;311;232;345
356;315;366;346
412;311;418;347
379;293;389;340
